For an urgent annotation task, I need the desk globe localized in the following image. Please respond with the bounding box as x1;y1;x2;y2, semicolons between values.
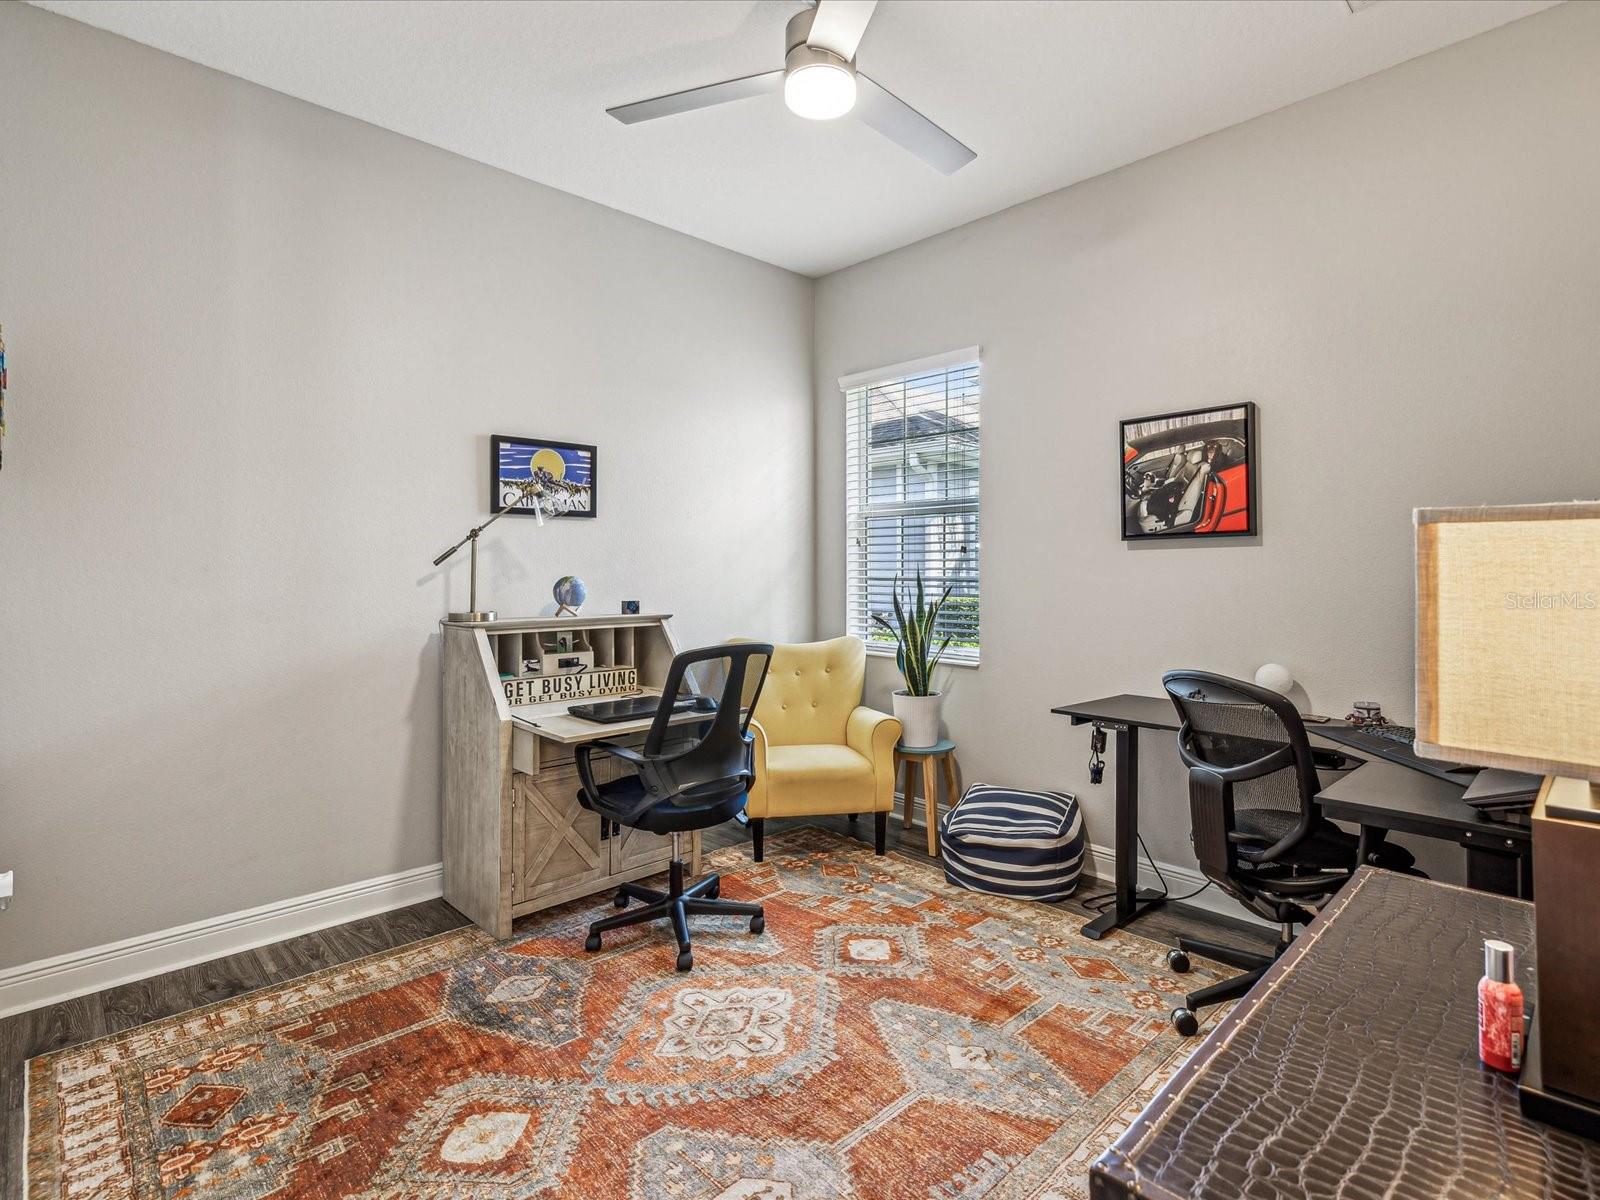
554;575;587;617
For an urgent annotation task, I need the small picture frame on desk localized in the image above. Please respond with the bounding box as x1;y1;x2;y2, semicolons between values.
491;433;597;518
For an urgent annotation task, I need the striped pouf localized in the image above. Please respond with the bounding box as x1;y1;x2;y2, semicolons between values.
939;783;1086;902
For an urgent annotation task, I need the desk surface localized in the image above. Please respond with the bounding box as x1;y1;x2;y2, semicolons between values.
510;691;713;744
1051;694;1179;731
1091;869;1600;1200
1311;719;1479;783
1053;693;1520;845
1318;753;1530;844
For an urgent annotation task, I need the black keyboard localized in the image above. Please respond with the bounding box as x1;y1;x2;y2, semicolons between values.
1313;721;1478;784
568;694;716;724
1357;723;1420;745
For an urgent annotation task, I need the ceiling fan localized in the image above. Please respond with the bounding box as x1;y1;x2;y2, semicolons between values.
606;1;976;175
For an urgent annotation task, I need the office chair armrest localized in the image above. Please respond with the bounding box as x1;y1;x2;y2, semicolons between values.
845;706;900;762
594;740;647;767
574;740;646;808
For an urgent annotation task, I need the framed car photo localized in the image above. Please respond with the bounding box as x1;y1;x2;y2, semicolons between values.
1120;402;1256;540
491;434;597;519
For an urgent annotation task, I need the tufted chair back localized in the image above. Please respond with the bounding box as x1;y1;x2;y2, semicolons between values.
750;636;866;747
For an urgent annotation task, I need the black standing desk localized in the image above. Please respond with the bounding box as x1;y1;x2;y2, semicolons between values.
1316;753;1532;897
1052;694;1534;941
1050;695;1179;940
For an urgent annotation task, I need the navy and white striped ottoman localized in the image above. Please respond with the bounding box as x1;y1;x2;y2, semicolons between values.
939;784;1086;902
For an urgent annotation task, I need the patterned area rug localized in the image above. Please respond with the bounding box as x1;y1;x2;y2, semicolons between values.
26;827;1225;1200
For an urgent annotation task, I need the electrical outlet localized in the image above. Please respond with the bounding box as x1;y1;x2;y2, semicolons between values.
0;870;12;912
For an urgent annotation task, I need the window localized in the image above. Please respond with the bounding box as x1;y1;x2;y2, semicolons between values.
843;348;980;665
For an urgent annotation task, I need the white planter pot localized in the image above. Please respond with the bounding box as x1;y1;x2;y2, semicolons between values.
893;691;944;749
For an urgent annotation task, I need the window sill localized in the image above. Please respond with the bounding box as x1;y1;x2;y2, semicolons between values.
864;644;980;670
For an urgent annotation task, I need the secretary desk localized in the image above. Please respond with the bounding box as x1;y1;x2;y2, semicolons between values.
441;613;711;938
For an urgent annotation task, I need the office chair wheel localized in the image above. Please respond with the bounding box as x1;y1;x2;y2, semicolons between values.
584;933;602;952
613;892;629;909
1167;949;1192;974
706;882;720;899
750;915;765;935
1172;1008;1200;1037
676;949;694;972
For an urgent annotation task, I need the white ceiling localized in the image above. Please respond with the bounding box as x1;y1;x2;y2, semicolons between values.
33;0;1561;276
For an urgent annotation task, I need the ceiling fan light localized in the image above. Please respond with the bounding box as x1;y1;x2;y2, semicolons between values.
784;54;856;121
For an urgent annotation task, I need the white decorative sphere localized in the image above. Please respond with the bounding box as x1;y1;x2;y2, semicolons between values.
1255;663;1295;695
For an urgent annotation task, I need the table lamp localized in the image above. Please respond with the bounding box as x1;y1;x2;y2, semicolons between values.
432;478;544;623
1415;501;1600;1138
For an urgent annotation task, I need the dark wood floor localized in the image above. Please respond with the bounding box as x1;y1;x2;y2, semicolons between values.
0;815;1268;1200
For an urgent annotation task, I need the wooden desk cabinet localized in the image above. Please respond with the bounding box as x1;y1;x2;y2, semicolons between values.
442;613;705;938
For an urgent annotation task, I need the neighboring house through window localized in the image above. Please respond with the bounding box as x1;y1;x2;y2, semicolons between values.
842;348;980;664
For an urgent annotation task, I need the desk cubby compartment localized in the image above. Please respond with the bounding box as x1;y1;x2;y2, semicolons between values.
480;618;670;687
494;631;526;679
536;630;595;674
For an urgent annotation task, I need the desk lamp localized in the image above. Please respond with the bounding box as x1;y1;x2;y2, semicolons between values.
432;478;544;622
1415;501;1600;1138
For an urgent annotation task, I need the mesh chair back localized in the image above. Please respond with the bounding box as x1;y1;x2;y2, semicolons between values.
1162;671;1321;856
642;643;773;805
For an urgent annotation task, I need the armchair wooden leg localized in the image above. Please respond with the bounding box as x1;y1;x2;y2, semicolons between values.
922;756;940;857
874;810;887;855
751;818;765;863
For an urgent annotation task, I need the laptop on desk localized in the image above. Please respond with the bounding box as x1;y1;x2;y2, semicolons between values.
568;694;717;724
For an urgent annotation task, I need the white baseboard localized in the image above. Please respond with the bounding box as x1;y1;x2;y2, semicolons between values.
3;803;1268;1021
0;862;444;1020
898;793;1270;930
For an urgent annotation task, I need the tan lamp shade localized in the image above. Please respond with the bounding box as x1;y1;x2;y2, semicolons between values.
1415;502;1600;781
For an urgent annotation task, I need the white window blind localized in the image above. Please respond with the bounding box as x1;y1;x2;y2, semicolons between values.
844;353;980;664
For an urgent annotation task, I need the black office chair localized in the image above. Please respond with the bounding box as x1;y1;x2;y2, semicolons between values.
576;642;773;972
1160;670;1416;1035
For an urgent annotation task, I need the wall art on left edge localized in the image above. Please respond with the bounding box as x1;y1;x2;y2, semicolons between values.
0;323;8;470
491;433;597;518
1120;402;1256;540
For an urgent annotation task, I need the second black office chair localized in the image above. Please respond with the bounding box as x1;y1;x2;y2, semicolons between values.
1161;670;1415;1035
576;642;773;972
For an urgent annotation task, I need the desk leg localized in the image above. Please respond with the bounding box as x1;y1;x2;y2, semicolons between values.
899;755;916;829
1080;725;1166;940
1466;844;1529;899
1356;825;1394;866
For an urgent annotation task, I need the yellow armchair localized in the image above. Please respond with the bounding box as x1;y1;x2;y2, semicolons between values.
745;636;901;860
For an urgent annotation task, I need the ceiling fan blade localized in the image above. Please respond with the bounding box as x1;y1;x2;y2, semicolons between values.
607;70;784;125
805;0;879;62
856;74;976;174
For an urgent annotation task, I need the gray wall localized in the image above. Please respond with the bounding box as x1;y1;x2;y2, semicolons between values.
0;3;814;968
813;2;1600;878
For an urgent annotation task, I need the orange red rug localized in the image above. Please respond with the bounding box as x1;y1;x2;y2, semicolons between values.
25;827;1222;1199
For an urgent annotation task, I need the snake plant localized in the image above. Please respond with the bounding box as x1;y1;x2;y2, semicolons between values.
871;572;954;696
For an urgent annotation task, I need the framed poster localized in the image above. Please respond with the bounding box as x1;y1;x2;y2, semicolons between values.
491;434;597;518
1120;402;1256;540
